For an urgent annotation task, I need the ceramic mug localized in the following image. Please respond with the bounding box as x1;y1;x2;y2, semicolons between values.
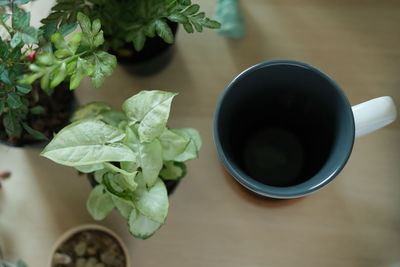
213;60;397;199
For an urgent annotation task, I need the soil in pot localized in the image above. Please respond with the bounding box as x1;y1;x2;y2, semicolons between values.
51;229;126;267
109;22;178;76
0;82;74;147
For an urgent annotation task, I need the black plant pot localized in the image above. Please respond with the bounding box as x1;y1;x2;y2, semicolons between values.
109;22;179;76
0;82;76;147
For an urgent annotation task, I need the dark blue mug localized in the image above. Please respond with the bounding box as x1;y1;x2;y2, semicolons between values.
213;60;396;198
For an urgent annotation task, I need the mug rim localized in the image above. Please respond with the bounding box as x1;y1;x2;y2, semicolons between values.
213;59;355;198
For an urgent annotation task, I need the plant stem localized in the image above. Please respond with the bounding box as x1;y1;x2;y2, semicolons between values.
0;17;13;37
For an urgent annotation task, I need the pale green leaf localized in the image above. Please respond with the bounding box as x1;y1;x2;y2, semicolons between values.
87;185;115;220
41;120;136;166
86;51;117;89
160;161;187;180
71;102;112;122
171;128;202;161
75;164;104;173
159;128;189;160
122;90;177;143
128;209;162;240
50;62;67;88
135;178;168;223
111;195;135;219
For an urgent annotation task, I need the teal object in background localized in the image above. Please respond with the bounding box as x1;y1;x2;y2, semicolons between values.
214;0;246;39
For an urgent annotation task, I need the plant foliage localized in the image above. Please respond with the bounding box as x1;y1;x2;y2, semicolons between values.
41;90;202;239
0;0;116;141
42;0;221;52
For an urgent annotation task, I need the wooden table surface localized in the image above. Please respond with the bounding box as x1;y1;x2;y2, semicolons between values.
1;0;400;266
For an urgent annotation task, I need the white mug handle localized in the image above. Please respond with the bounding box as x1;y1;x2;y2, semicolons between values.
352;96;397;138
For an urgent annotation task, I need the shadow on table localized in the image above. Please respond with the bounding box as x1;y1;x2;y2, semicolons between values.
220;162;304;208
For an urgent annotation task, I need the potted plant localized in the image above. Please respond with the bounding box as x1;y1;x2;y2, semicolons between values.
42;0;221;74
0;0;116;146
41;90;202;239
49;224;130;267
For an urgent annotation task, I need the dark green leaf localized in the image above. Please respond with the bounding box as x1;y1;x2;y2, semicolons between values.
167;13;188;24
10;32;22;48
0;101;4;115
16;84;31;94
201;18;221;29
155;19;174;44
183;23;194;33
42;21;57;39
30;105;45;115
7;92;22;109
12;7;30;30
183;4;200;16
0;41;8;59
191;20;203;32
20;26;39;44
0;70;12;85
22;122;48;140
3;111;22;137
91;19;101;34
131;31;146;52
144;21;156;38
56;22;77;37
177;0;191;5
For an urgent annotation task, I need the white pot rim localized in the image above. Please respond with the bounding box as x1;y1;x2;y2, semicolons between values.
48;224;131;267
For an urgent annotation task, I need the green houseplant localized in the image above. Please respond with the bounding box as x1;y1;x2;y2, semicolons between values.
41;90;202;239
43;0;221;74
0;0;116;146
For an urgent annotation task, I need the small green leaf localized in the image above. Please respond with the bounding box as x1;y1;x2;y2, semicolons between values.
56;22;77;37
3;111;22;137
160;161;187;180
0;70;12;85
30;105;45;115
144;20;156;38
0;41;9;59
40;72;50;90
167;13;188;24
159;128;189;160
87;184;115;220
70;57;94;90
20;26;38;44
92;19;101;34
86;51;117;89
12;7;29;30
51;33;73;58
36;53;55;65
0;102;4;115
22;122;48;140
93;31;104;47
183;4;200;16
50;62;67;88
7;92;22;109
155;19;174;44
77;12;91;34
201;18;221;29
171;128;202;161
68;32;82;54
42;21;57;39
16;84;31;94
131;30;146;52
183;23;194;34
10;32;22;48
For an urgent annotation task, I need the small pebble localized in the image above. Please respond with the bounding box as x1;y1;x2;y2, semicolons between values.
85;257;98;267
87;246;97;255
52;252;72;265
76;257;86;267
74;241;87;256
100;250;117;265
